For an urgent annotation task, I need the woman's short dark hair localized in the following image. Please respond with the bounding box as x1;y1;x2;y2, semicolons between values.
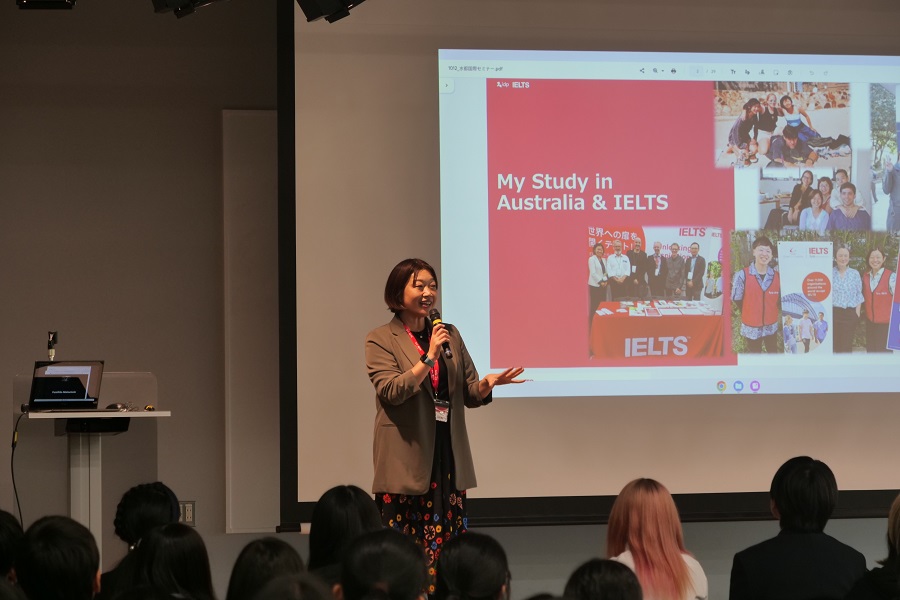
308;485;382;573
113;482;179;547
226;537;305;600
434;532;509;600
770;456;837;533
817;177;834;194
384;259;437;315
252;574;333;600
563;559;642;600
341;529;427;600
130;522;215;600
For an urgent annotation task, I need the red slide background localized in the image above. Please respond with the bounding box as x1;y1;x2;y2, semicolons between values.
487;79;735;368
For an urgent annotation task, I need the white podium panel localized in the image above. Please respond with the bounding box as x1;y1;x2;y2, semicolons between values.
12;372;170;567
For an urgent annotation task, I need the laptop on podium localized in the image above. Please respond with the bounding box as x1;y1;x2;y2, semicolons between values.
28;360;105;412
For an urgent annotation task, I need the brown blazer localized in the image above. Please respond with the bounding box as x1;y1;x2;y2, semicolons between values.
365;316;490;495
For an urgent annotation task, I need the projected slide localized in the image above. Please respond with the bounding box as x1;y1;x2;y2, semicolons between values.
439;50;900;396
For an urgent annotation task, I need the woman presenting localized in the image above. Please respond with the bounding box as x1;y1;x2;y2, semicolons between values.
862;247;896;353
365;258;524;590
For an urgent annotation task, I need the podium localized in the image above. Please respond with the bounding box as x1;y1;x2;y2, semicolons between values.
13;372;170;564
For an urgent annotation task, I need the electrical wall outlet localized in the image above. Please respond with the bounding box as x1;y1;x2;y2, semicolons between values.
179;501;196;526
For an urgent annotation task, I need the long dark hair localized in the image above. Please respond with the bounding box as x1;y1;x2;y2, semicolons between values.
308;485;382;571
129;523;215;600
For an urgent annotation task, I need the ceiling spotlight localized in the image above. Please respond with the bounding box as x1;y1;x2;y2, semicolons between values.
151;0;227;18
17;0;75;8
296;0;367;23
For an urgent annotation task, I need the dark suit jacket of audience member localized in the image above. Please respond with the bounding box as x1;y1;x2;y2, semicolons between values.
845;559;900;600
729;530;866;600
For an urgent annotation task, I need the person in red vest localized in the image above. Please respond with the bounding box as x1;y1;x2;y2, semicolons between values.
862;246;896;353
731;235;781;353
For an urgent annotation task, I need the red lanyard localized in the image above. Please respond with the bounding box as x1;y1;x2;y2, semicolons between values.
403;324;440;393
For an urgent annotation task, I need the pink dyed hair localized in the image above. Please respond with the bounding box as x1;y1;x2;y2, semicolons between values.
607;478;692;600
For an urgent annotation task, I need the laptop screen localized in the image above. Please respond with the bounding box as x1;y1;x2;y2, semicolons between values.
29;360;104;410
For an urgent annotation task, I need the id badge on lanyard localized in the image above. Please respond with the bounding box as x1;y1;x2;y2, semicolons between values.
403;325;450;422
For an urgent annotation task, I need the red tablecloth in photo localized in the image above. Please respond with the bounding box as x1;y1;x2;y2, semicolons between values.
590;301;724;363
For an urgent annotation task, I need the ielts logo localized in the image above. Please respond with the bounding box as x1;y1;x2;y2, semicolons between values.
809;247;830;255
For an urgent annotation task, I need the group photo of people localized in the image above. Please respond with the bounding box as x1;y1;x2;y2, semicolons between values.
587;228;724;306
829;231;899;353
715;81;851;170
758;167;875;233
587;227;727;359
730;230;899;354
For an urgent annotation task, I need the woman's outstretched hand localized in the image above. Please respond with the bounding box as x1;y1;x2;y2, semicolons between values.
480;367;526;397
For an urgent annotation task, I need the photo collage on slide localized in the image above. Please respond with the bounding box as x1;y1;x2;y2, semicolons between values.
485;76;900;370
724;81;900;356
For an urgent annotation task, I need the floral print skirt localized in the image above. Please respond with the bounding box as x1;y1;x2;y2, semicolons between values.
375;421;466;593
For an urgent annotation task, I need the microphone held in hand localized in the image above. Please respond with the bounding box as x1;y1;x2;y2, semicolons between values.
428;309;453;359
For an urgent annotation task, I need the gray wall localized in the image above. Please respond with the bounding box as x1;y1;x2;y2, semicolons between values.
0;0;894;598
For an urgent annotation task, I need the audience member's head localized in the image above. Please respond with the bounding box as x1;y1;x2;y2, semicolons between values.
130;522;215;600
434;532;509;600
881;493;900;567
340;529;427;600
113;482;179;549
563;559;642;600
15;515;100;600
0;511;23;581
252;574;333;600
607;478;690;600
769;456;837;533
226;537;305;600
308;485;382;574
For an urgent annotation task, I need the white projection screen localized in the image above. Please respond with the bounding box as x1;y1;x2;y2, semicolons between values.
281;0;900;528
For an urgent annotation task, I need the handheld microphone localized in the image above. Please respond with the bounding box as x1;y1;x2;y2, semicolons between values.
428;309;453;359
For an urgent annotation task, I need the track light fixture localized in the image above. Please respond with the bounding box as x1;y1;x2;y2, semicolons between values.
296;0;367;23
17;0;75;8
151;0;226;18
